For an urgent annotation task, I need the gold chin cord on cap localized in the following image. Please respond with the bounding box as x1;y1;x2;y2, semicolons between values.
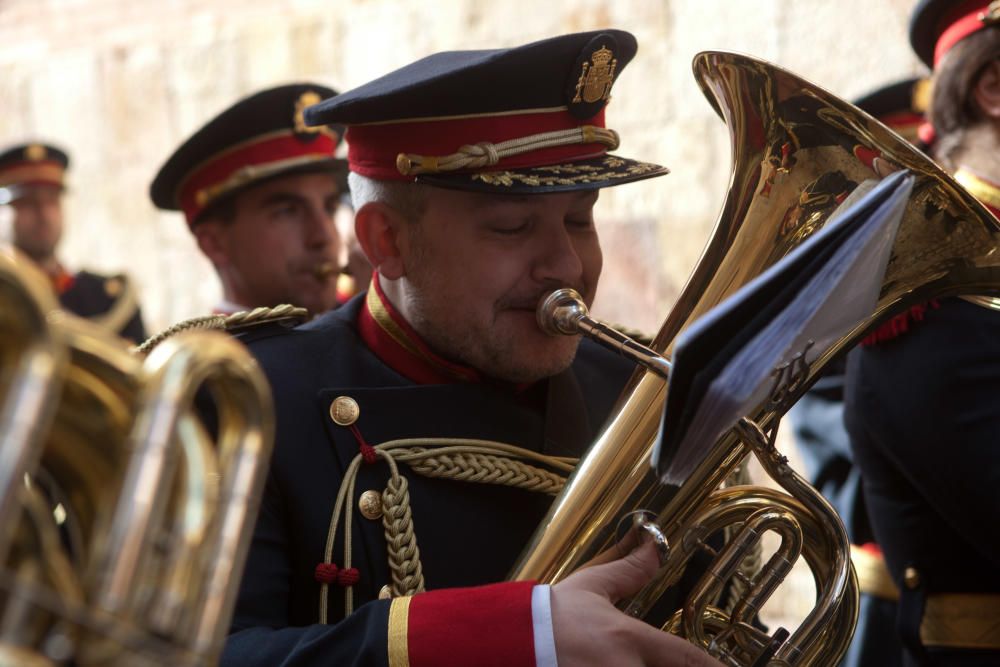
395;125;620;176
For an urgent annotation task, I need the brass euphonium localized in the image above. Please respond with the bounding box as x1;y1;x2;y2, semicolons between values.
0;249;275;666
512;52;1000;666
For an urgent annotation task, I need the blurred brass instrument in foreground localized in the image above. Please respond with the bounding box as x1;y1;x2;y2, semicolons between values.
514;52;1000;666
0;249;274;666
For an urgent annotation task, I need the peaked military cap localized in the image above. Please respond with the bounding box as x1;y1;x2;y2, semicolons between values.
303;29;668;193
910;0;1000;68
0;142;68;202
150;83;346;227
853;77;930;145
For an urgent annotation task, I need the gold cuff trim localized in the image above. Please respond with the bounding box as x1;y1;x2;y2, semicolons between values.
921;593;1000;649
387;596;412;667
850;544;899;601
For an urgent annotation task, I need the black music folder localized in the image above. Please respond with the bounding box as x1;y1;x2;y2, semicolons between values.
653;170;914;484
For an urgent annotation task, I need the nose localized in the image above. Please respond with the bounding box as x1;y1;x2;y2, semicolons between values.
530;221;584;287
305;204;340;252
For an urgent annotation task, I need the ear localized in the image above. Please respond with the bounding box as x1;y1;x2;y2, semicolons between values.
354;202;407;280
973;61;1000;119
193;221;230;268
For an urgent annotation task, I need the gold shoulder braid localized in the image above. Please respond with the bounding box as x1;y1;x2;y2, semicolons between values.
317;438;577;622
133;304;308;355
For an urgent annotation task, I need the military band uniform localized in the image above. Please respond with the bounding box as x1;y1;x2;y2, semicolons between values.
222;289;635;666
843;3;1000;664
56;269;146;343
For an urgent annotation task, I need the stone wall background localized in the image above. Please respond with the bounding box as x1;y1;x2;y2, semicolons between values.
0;0;925;634
0;0;925;331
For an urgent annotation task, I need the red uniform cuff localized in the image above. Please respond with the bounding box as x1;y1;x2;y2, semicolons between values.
388;581;537;667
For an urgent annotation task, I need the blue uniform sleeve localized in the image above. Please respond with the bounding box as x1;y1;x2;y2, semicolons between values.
222;470;391;667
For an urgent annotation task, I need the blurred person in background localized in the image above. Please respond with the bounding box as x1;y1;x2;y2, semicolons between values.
150;83;356;317
845;1;1000;665
789;76;928;667
0;142;147;342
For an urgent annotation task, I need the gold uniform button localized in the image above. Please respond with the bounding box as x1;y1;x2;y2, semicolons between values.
359;490;383;520
329;396;360;426
904;566;921;590
378;584;392;600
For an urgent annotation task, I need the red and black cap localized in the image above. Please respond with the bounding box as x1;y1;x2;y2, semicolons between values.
853;77;931;145
910;0;1000;68
150;83;346;227
302;30;668;194
0;142;68;200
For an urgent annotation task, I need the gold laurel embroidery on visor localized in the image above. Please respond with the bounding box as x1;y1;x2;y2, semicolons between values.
469;156;660;187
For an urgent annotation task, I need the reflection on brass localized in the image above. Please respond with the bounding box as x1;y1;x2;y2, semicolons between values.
513;51;1000;667
904;566;922;590
359;490;383;521
330;396;360;426
0;249;275;663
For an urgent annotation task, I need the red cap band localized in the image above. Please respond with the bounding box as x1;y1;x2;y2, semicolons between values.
345;108;608;181
178;130;338;225
0;161;65;189
934;0;992;67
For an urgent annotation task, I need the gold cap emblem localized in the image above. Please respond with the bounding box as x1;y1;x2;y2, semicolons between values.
294;90;339;142
24;144;47;161
329;396;360;426
980;0;1000;25
573;45;617;105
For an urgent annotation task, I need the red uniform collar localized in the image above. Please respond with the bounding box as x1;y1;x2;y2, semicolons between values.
52;265;74;295
357;275;483;385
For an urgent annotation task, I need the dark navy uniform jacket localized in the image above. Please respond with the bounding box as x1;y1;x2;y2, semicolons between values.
222;294;636;666
845;298;1000;666
58;270;147;343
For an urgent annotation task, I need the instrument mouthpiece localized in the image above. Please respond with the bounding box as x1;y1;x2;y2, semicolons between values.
537;288;589;336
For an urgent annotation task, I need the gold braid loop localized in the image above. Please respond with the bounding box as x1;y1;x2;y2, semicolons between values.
318;437;577;622
402;448;566;496
133;304;309;355
222;303;308;328
397;125;621;176
382;474;425;597
132;314;226;355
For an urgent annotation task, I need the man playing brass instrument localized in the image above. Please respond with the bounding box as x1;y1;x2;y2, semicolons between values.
0;142;147;343
223;30;722;667
150;83;352;317
845;1;1000;665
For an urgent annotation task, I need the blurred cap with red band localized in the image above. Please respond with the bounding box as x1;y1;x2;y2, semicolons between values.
910;0;1000;68
0;143;68;200
150;83;347;227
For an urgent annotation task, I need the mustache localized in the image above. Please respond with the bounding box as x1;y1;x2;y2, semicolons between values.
496;284;586;311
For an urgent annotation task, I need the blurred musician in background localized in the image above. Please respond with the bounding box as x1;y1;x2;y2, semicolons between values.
150;83;352;317
790;76;928;667
0;142;147;342
845;1;1000;664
